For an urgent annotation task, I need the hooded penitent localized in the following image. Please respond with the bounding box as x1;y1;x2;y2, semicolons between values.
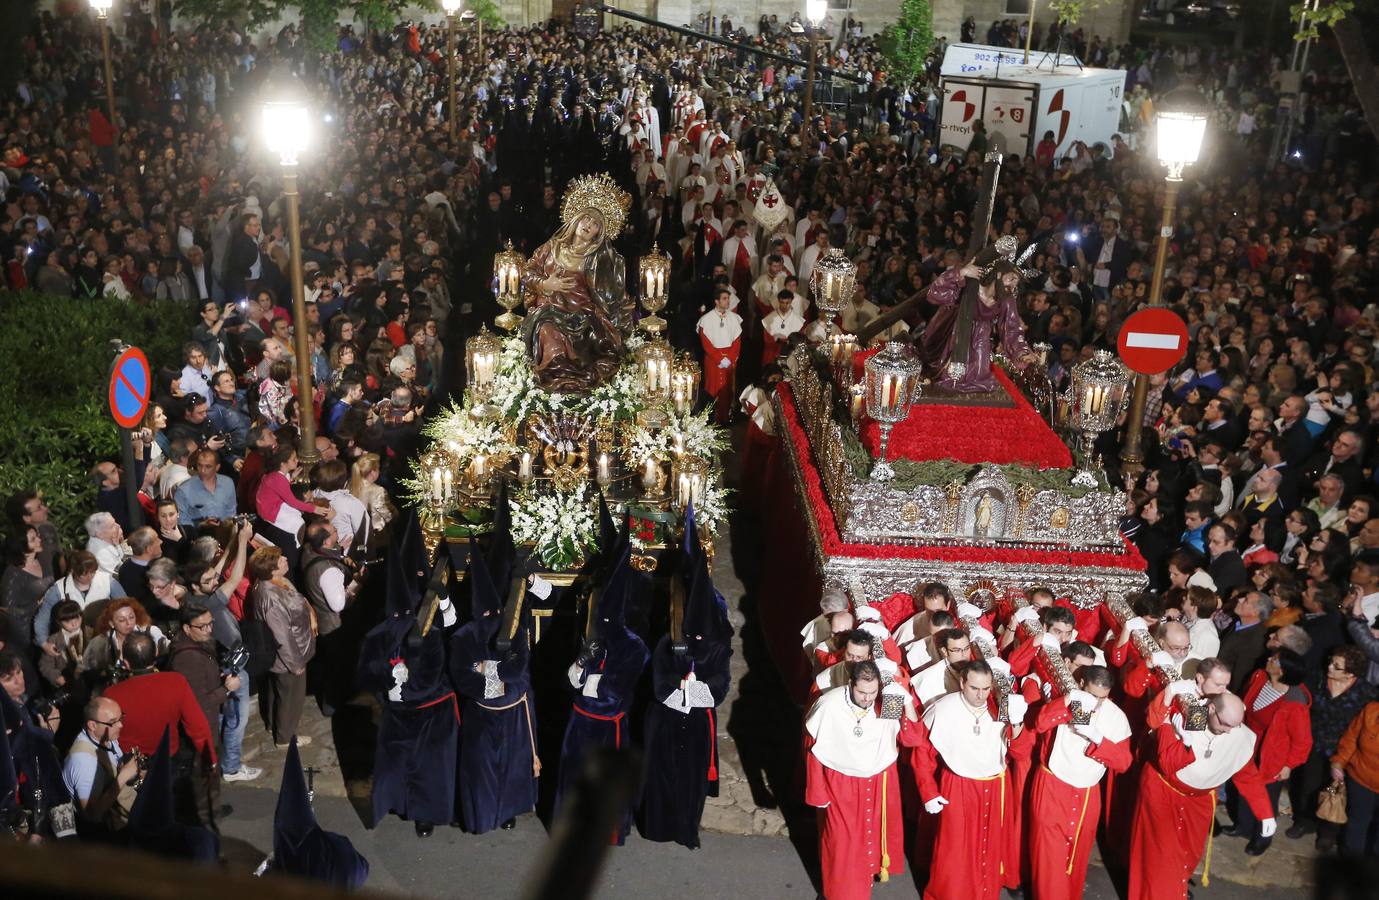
275;738;370;888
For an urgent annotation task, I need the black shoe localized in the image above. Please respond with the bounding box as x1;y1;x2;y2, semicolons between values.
500;818;516;830
415;821;434;838
1217;822;1244;838
1006;888;1026;900
218;804;234;819
1245;835;1272;856
1286;822;1315;840
1317;834;1337;854
319;702;337;718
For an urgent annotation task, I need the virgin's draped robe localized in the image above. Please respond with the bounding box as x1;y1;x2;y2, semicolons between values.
521;238;626;392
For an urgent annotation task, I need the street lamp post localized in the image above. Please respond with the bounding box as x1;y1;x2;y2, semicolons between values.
802;0;826;143
262;98;320;469
90;0;118;146
1119;89;1210;474
443;0;461;143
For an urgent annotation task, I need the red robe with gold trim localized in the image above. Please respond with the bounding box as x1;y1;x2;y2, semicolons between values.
1028;696;1133;900
1127;722;1272;900
805;686;922;900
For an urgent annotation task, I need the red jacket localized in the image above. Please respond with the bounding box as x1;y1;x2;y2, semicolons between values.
103;670;218;765
1242;669;1313;781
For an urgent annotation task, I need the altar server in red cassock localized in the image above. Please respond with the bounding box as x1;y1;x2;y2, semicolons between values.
913;659;1028;900
1128;692;1276;900
1028;665;1132;900
721;220;759;307
697;289;742;424
805;661;921;900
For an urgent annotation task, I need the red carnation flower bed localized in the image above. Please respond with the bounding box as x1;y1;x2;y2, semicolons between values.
778;383;1145;572
853;352;1073;470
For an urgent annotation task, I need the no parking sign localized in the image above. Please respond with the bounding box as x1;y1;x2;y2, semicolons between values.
107;346;151;429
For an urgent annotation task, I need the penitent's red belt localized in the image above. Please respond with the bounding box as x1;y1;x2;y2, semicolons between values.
573;705;625;748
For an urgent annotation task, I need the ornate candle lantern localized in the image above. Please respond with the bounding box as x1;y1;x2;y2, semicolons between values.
492;241;525;331
638;244;671;333
636;338;674;429
828;332;858;388
1068;349;1131;462
465;327;501;418
811;247;856;338
671;454;709;513
418;447;455;552
671;356;700;416
863;341;923;481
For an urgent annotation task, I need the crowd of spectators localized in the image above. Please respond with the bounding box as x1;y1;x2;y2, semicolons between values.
0;0;1376;872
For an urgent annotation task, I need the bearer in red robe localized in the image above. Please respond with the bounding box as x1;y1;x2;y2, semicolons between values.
697;288;742;425
913;659;1028;900
1028;665;1133;900
1127;692;1276;900
805;660;921;900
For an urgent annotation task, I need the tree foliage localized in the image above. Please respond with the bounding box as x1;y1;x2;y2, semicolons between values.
0;293;188;544
879;0;934;84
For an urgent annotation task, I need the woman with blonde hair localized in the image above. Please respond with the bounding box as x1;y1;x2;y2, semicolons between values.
350;452;396;542
249;546;316;748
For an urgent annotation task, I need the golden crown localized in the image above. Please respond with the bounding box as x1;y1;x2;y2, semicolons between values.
560;173;631;237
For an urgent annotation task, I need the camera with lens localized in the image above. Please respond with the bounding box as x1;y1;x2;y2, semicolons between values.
221;641;250;676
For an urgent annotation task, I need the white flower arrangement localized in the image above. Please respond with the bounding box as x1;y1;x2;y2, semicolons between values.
694;478;731;534
421;399;516;464
664;408;729;461
511;485;598;571
490;334;551;422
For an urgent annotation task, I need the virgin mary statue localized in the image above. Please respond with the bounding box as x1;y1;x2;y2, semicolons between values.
521;173;632;392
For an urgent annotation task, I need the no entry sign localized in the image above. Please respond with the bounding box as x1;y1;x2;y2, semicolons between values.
108;346;151;429
1117;308;1189;376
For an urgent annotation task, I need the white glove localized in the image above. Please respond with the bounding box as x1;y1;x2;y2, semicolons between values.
924;796;949;815
1006;693;1029;723
1040;632;1062;652
1167;679;1199;699
1170;712;1187;741
1073;723;1103;744
854;606;882;623
1150;650;1175;670
970;626;995;647
1012;606;1040;627
956;601;982;621
1068;689;1097;710
529;574;554;601
718;357;731;369
859;621;889;641
1125;616;1148;633
1260;818;1277;838
986;656;1012;678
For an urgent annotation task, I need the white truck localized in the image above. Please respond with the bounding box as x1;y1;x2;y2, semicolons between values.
937;64;1127;162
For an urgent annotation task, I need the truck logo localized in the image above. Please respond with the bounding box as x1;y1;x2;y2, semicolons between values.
950;89;975;124
1047;89;1071;145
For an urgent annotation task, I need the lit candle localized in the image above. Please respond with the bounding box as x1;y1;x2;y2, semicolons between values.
442;468;454;501
655;269;665;297
643;458;659;492
645;269;655;297
678;473;690;507
473;454;487;480
596;452;611;486
431;468;443;502
518;451;533;483
672;386;688;415
672;433;684;456
881;374;899;409
850;384;865;422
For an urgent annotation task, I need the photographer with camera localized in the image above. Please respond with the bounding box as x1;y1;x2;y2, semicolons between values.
170;602;243;814
184;520;258;783
300;519;362;718
61;696;142;836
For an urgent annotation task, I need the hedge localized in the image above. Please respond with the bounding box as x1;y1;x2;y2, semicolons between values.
0;291;190;544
